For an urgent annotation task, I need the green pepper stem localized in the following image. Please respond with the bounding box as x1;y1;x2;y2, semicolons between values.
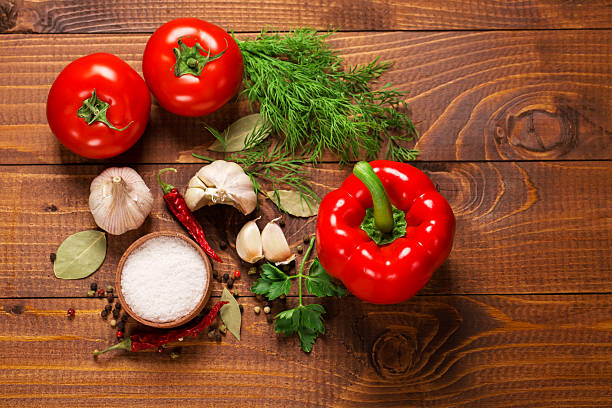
353;161;394;233
93;338;132;355
157;168;177;195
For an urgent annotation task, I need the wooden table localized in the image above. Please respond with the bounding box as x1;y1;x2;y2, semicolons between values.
1;1;611;406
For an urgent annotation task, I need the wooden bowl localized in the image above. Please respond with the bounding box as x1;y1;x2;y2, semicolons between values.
116;231;213;329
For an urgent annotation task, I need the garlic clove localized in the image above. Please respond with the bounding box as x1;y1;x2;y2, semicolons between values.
261;217;295;265
236;218;264;264
185;160;257;215
89;167;154;235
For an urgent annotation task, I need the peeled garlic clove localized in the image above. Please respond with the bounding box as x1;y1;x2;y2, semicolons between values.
89;167;154;235
185;160;257;215
261;217;295;265
236;218;264;264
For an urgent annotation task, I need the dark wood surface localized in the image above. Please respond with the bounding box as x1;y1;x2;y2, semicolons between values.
0;1;611;406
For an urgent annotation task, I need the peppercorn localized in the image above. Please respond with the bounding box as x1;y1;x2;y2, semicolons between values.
90;282;98;291
227;278;234;289
116;320;125;331
87;290;95;297
107;294;114;303
101;309;108;319
278;219;286;228
169;349;181;359
247;266;257;275
233;270;241;279
215;332;222;342
116;330;123;339
296;245;303;254
303;235;311;244
114;302;122;311
67;308;75;318
254;306;261;314
263;306;271;314
220;241;228;250
232;289;239;298
50;253;56;263
121;314;128;322
212;269;219;278
112;309;120;319
110;319;117;327
266;314;273;323
106;285;114;293
97;289;105;298
207;329;215;339
104;304;112;312
222;273;229;282
239;304;244;313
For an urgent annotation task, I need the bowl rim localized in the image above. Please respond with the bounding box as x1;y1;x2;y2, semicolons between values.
116;231;213;329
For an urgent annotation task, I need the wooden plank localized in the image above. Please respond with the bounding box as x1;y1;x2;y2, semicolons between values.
0;295;611;407
0;161;610;298
2;0;611;33
0;30;610;164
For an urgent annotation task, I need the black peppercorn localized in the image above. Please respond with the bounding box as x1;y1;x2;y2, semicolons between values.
114;302;121;311
90;282;98;291
121;313;128;322
278;219;285;228
303;235;310;244
220;241;228;250
212;269;219;278
112;309;120;318
222;273;229;282
227;278;234;289
296;245;303;254
266;314;273;323
49;253;56;262
104;304;112;312
101;309;108;318
116;320;125;331
107;294;114;303
214;332;222;342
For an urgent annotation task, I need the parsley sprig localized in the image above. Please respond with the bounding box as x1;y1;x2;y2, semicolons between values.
251;237;346;352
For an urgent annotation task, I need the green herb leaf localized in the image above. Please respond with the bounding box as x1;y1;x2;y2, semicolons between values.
208;113;271;152
220;288;241;341
273;304;326;353
251;263;292;300
265;190;319;217
53;230;106;279
305;258;347;297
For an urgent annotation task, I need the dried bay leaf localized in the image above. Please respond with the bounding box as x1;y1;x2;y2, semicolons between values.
208;113;271;152
265;190;319;217
220;288;241;341
53;230;106;279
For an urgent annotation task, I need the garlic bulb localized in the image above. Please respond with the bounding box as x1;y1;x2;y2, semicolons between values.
236;218;264;264
261;217;295;265
185;160;256;215
89;167;154;235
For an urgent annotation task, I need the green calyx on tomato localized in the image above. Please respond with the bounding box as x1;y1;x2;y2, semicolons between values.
173;37;228;77
76;89;133;131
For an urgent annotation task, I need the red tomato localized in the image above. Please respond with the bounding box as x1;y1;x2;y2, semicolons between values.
142;18;244;117
46;53;151;159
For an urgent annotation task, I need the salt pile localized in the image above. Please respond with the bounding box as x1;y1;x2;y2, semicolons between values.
121;236;207;323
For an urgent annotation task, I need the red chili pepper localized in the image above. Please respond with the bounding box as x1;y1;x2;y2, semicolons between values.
315;161;455;304
93;300;227;355
157;168;222;263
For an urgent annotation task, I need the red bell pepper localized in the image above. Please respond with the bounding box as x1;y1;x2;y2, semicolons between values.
315;160;455;304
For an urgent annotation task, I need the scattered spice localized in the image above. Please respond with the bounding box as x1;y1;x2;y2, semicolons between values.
263;306;271;314
232;289;239;298
112;309;120;319
303;236;310;245
233;270;241;279
222;273;229;282
278;219;285;228
110;319;117;327
215;332;222;342
46;204;58;212
266;314;273;323
49;253;56;263
67;308;75;318
296;245;303;254
157;346;164;353
157;168;222;263
104;304;112;313
101;309;108;319
87;290;95;297
247;266;257;275
116;320;125;331
116;330;124;339
220;241;228;250
114;302;122;311
227;278;234;289
107;294;114;303
207;329;215;339
94;301;227;355
169;349;181;359
90;282;98;291
106;285;114;293
97;289;105;298
254;306;261;314
121;314;128;322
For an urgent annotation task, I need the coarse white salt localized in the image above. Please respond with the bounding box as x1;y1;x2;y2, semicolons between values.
121;236;207;323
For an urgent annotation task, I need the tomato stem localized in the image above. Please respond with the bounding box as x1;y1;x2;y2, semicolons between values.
173;37;228;77
353;161;394;233
77;89;133;131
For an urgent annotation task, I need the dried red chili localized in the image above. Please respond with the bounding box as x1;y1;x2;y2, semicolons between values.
157;168;222;263
94;300;227;355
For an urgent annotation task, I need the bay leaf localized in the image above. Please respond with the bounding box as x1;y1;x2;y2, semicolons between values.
265;190;319;217
208;113;271;152
220;287;241;341
53;230;107;279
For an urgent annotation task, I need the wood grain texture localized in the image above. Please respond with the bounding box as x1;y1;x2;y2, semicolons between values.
1;0;611;33
0;295;611;407
0;161;610;298
0;30;610;164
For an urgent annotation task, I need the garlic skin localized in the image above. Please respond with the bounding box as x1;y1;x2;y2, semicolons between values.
185;160;256;215
261;217;295;265
89;167;154;235
236;218;264;264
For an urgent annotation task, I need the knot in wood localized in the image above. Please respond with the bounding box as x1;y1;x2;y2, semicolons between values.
371;331;417;378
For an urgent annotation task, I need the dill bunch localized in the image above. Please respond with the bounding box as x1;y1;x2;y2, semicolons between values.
236;29;418;164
